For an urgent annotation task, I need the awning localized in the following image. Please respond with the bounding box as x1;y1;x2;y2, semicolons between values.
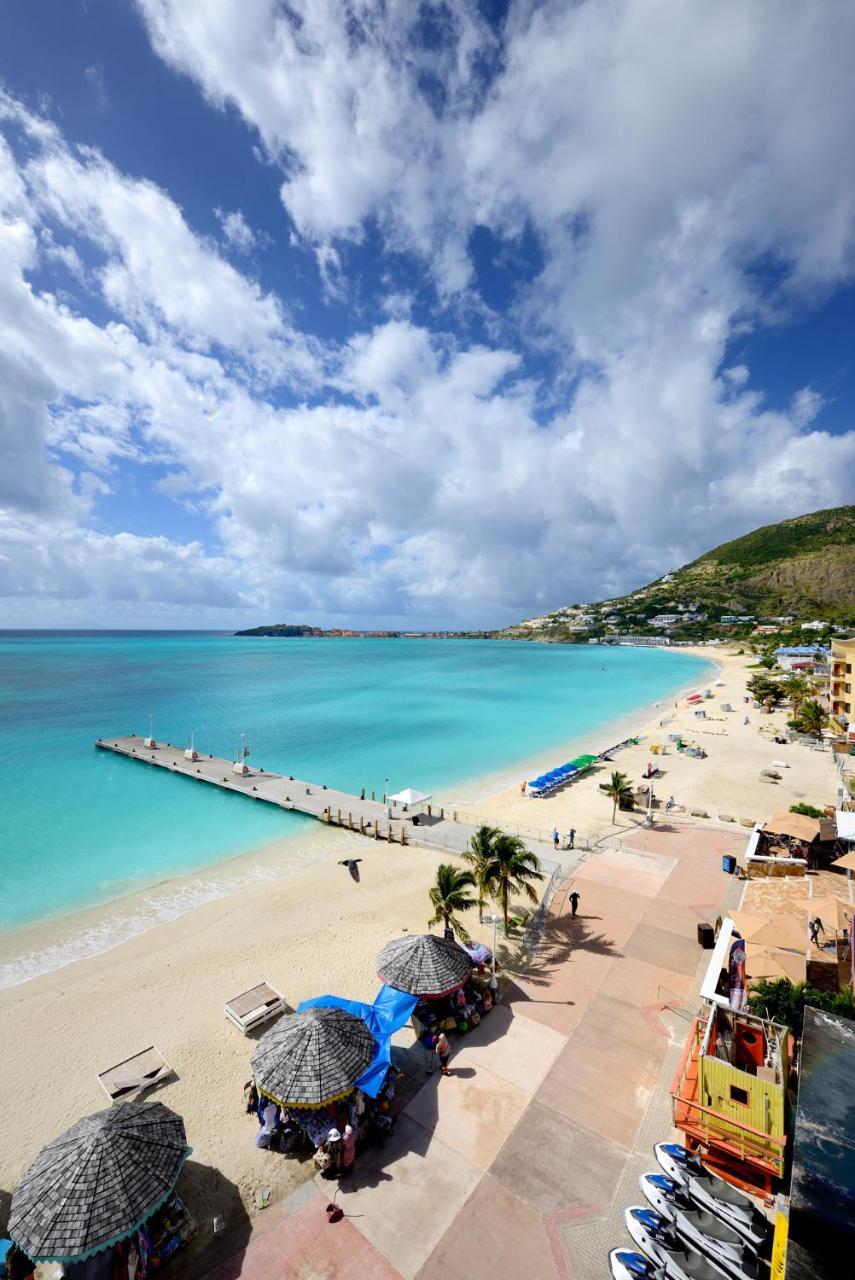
762;812;821;843
388;787;432;807
836;810;855;842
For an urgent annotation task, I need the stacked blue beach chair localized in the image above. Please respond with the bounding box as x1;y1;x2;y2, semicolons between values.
527;761;578;797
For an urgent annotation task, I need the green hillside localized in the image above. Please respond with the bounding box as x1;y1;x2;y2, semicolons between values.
504;506;855;641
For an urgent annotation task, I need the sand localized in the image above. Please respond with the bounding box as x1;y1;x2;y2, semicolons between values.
449;647;837;842
0;645;840;1274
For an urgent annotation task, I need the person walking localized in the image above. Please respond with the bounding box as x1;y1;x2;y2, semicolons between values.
435;1030;451;1076
567;828;575;849
569;890;580;917
809;916;825;946
520;780;526;796
665;796;674;813
552;827;560;851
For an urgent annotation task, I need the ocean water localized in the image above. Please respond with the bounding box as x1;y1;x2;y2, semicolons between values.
0;632;711;936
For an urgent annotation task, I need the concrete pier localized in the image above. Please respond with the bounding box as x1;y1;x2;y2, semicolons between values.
95;735;557;863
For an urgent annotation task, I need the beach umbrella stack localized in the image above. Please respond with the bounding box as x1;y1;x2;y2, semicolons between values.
9;1101;190;1264
251;1006;375;1107
378;932;473;997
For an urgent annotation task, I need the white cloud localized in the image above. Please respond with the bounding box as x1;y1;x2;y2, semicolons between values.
3;0;855;629
215;207;256;253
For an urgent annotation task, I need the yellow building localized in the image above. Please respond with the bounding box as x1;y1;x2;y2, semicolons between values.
830;637;855;731
671;1005;789;1193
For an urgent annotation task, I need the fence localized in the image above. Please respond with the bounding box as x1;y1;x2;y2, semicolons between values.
518;858;579;963
448;809;593;850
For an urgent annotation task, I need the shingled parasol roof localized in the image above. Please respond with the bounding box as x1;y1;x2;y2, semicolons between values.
9;1101;190;1264
251;1006;375;1108
378;932;473;997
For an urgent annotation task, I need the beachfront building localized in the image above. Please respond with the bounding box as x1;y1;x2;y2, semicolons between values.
774;644;829;672
671;1004;789;1193
830;637;855;733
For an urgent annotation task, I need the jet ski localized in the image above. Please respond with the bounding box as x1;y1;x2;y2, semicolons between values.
639;1174;758;1280
654;1144;769;1250
625;1207;739;1280
610;1248;663;1280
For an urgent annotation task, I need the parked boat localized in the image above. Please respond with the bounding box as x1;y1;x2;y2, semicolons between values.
610;1248;662;1280
653;1145;769;1251
639;1174;758;1280
625;1207;740;1280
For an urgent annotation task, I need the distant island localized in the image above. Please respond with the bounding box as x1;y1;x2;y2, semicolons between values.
234;624;497;639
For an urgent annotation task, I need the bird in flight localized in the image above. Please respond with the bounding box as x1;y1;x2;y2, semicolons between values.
338;858;363;882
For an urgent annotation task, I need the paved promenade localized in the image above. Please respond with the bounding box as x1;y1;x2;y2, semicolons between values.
202;824;745;1280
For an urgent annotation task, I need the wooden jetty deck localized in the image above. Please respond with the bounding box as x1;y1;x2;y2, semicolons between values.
95;735;557;863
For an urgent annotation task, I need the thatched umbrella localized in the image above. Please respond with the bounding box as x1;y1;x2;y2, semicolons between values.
251;1007;375;1108
378;932;473;997
9;1101;190;1264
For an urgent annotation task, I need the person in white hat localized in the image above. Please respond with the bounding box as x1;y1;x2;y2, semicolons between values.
324;1126;343;1178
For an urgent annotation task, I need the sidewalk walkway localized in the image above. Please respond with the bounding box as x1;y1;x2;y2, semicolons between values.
206;825;745;1280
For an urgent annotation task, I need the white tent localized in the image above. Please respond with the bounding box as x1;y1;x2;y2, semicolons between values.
388;787;432;809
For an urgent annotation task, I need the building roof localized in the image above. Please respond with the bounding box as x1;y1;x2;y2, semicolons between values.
775;645;830;656
786;1008;855;1280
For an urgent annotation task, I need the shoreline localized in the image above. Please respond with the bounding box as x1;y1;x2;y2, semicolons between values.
0;645;716;989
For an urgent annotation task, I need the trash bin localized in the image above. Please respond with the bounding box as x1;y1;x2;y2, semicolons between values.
697;922;715;949
722;854;736;875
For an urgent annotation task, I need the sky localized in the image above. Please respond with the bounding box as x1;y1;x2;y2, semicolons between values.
1;0;854;631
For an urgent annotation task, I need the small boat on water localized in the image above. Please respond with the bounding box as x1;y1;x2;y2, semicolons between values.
625;1207;742;1280
639;1174;758;1280
654;1144;769;1251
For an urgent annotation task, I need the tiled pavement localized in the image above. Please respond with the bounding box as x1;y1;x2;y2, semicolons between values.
207;826;747;1280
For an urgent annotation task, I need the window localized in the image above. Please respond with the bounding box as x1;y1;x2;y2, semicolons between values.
729;1085;749;1106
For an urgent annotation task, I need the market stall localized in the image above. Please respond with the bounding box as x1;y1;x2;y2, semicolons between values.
8;1102;194;1277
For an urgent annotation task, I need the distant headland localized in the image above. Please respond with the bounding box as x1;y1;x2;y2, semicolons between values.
233;623;498;639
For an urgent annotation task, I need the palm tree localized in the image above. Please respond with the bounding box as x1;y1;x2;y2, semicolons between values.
600;770;634;823
463;824;501;922
428;863;477;941
790;698;827;738
482;834;543;935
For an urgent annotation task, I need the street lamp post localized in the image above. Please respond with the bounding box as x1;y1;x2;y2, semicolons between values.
489;912;500;995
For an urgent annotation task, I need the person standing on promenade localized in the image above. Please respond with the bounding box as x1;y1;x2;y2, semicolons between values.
435;1030;451;1076
552;827;560;850
567;828;575;849
569;891;580;917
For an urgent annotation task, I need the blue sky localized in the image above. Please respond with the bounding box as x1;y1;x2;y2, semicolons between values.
1;0;854;629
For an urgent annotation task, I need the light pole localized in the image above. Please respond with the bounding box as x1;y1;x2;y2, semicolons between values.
384;777;389;804
489;912;500;995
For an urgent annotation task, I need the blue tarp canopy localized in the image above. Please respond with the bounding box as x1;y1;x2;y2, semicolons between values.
298;984;418;1098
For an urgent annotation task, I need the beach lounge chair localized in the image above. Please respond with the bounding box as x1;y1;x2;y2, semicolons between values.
98;1045;174;1101
225;981;286;1035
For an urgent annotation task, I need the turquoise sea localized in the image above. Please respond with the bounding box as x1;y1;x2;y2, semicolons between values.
0;633;711;938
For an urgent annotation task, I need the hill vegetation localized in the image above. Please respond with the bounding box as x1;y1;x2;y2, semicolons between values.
504;506;855;642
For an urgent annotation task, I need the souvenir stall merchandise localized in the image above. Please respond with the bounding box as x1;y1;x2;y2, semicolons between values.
412;975;494;1045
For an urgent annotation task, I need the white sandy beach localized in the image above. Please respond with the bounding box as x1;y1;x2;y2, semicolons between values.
0;645;840;1274
453;647;837;841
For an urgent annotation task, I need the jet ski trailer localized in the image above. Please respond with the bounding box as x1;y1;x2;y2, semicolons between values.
654;1144;769;1251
